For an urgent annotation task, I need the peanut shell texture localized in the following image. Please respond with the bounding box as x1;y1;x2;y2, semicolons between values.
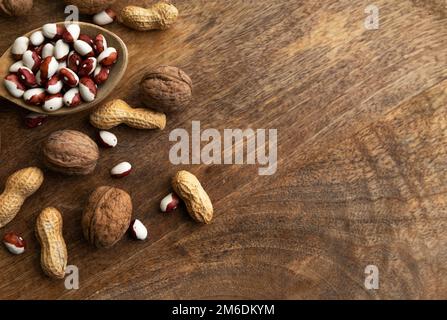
172;170;213;224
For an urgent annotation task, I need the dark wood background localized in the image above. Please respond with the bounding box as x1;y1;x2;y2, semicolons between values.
0;0;446;299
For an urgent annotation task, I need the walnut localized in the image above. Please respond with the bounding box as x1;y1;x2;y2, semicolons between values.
140;65;193;113
42;130;99;176
63;0;116;15
82;186;132;248
0;0;33;16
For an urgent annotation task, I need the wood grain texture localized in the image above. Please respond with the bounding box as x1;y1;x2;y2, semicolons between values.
0;0;446;299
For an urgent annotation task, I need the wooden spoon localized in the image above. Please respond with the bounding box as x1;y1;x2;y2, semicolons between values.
0;22;128;116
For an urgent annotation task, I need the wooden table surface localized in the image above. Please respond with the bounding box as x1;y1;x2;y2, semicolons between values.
0;0;446;300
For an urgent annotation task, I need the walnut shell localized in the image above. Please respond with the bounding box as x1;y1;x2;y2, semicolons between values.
82;186;132;248
64;0;116;15
43;130;99;175
0;0;33;16
140;66;192;113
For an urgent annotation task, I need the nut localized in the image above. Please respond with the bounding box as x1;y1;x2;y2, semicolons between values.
42;23;64;40
74;39;94;57
93;9;116;26
78;57;97;77
43;130;99;175
63;87;82;107
79;76;97;102
110;161;132;178
24;112;48;128
93;65;110;85
41;43;55;59
11;36;29;60
129;219;147;241
18;66;38;88
94;34;107;54
43;93;64;112
40;56;59;80
59;67;79;87
0;167;44;228
160;192;180;213
0;0;33;17
30;30;45;46
4;73;26;98
3;232;26;254
97;47;118;66
63;0;116;15
82;186;132;248
22;50;42;73
45;74;63;94
62;23;80;43
67;51;82;73
24;88;46;105
35;207;67;279
90;99;166;130
141;66;193;113
54;39;70;61
172;170;213;224
97;130;117;148
118;2;178;31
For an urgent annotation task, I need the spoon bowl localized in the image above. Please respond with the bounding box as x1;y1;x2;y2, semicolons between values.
0;22;128;116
